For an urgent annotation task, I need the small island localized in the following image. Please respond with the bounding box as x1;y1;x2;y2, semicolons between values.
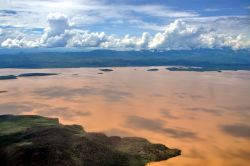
0;115;180;166
0;75;17;80
147;68;159;71
18;73;59;77
99;69;114;72
0;73;59;81
166;67;223;72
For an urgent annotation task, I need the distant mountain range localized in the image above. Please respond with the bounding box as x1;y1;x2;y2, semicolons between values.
0;115;180;166
0;49;249;70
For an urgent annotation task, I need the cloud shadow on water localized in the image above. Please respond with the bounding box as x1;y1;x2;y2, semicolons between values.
99;89;133;102
184;148;206;159
160;109;180;119
220;149;250;161
174;92;205;100
219;105;250;119
185;107;223;116
0;102;33;115
33;86;133;102
220;123;250;139
36;107;91;120
33;86;94;99
125;115;201;141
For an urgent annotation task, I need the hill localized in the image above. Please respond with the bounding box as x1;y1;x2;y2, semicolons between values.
0;115;180;166
0;49;249;70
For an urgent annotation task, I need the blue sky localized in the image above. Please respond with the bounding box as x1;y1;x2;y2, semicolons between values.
107;0;249;16
0;0;249;50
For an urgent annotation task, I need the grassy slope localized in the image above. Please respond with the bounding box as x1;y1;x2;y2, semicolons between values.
0;115;59;135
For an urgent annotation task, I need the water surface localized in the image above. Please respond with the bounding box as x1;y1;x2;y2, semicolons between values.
0;67;250;166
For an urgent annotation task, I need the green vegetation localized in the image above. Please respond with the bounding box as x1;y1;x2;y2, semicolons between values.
0;115;180;166
0;115;59;136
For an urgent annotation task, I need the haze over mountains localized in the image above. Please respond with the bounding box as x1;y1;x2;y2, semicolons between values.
0;49;249;70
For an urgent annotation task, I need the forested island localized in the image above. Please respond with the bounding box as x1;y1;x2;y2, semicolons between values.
0;73;59;80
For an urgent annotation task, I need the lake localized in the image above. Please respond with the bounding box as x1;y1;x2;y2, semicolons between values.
0;67;250;166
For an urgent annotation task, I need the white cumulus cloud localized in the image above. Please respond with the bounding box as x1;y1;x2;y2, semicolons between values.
149;19;250;50
68;31;108;48
1;14;250;50
40;13;71;47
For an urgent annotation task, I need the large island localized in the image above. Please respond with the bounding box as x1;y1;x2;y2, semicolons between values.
0;115;180;166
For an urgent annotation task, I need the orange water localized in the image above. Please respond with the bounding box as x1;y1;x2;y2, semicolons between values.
0;67;250;166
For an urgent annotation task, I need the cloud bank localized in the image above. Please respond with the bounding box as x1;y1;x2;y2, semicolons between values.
1;13;250;50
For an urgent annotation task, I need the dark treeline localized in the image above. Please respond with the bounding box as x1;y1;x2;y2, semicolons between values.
0;49;249;70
